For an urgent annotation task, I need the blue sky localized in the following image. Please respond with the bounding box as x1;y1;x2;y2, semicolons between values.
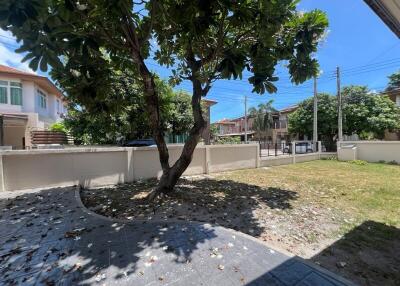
0;0;399;123
150;0;400;122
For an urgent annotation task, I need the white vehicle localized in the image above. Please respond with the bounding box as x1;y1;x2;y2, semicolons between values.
284;141;314;154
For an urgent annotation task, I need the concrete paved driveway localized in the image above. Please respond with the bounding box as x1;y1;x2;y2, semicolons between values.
0;187;354;286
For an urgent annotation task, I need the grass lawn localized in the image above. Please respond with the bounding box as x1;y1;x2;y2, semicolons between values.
221;160;400;232
81;160;400;286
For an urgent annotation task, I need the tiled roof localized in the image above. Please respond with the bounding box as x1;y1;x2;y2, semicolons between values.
0;64;64;98
214;118;236;124
279;105;298;113
0;65;38;76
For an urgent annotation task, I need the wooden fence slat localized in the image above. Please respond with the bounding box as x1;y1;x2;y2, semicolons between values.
31;131;73;145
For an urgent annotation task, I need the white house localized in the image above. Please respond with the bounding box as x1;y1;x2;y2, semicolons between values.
0;65;67;149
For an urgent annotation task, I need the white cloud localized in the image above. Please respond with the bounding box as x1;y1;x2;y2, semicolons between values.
0;29;17;45
0;29;36;74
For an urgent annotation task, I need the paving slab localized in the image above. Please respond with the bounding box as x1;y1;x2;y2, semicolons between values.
0;187;355;286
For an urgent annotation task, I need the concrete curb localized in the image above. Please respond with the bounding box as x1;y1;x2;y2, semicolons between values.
74;187;294;256
74;187;356;286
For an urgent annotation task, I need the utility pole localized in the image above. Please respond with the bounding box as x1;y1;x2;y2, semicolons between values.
313;77;318;151
337;67;343;142
244;95;248;143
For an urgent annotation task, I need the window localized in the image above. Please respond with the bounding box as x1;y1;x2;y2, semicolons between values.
37;89;47;109
10;82;22;106
0;80;7;104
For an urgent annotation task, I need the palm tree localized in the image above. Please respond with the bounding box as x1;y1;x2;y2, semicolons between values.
248;100;276;142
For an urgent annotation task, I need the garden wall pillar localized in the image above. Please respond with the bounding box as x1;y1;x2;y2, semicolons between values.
126;149;135;182
205;145;210;174
318;141;322;159
256;143;260;168
0;155;4;192
291;142;296;164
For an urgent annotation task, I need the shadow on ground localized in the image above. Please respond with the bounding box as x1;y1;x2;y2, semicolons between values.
81;179;400;286
0;188;217;285
310;220;400;286
238;220;400;286
0;179;300;286
81;178;298;237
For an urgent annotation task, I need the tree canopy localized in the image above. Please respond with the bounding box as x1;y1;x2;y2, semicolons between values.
288;86;400;144
0;0;329;197
61;70;194;145
386;70;400;92
288;93;337;146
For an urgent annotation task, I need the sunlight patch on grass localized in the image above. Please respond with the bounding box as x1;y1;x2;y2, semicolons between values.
217;160;400;229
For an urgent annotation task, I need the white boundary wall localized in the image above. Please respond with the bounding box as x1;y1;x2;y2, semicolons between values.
338;141;400;163
259;141;335;167
259;152;335;167
0;144;259;192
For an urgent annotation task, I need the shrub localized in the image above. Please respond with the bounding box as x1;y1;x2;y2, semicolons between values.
321;156;337;161
349;160;368;166
378;160;386;164
215;136;241;145
388;160;399;165
50;122;67;132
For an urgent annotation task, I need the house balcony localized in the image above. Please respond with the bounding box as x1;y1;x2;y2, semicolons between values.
272;120;288;131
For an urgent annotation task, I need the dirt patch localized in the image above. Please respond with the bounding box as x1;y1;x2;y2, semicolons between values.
81;160;400;286
312;221;400;286
81;177;345;256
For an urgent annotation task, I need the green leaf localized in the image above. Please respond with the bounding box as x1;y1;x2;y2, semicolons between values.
40;55;48;72
28;56;40;71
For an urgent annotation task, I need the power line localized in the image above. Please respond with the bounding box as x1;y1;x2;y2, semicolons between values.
1;39;398;105
2;36;399;77
178;81;312;97
340;57;400;73
149;57;400;90
340;64;400;78
2;38;394;94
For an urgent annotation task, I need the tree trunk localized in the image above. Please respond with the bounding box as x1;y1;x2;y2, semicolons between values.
147;73;206;201
122;19;206;201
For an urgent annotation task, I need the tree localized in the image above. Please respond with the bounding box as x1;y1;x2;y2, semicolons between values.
288;93;337;149
164;91;194;137
288;87;400;146
61;70;194;145
342;85;400;139
386;70;400;92
1;0;328;199
62;68;151;144
209;124;219;142
248;100;277;141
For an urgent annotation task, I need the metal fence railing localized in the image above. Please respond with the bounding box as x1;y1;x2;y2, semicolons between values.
260;141;321;157
321;141;337;152
259;142;291;157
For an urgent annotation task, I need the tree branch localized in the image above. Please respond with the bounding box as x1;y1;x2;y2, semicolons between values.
169;44;206;175
201;11;227;66
119;5;170;172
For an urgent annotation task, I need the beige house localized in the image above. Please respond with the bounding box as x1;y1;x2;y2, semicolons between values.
201;99;217;144
213;118;238;135
0;65;66;149
213;105;299;143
